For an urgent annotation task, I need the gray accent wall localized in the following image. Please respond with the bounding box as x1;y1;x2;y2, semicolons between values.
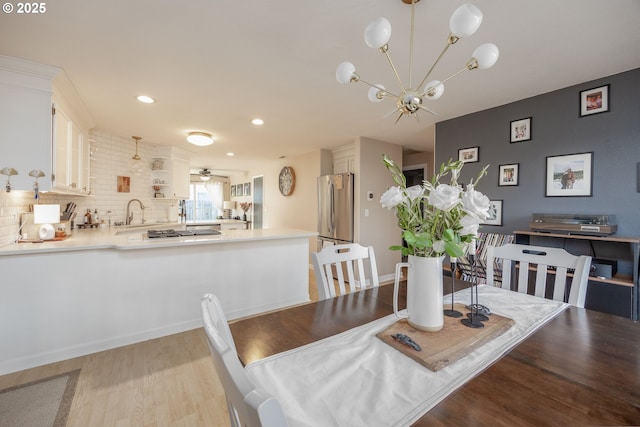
435;68;640;237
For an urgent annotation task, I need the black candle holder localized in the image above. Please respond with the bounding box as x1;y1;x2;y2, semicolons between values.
443;258;463;318
461;251;485;328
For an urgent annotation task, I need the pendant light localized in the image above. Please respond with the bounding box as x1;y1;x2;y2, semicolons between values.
130;136;145;176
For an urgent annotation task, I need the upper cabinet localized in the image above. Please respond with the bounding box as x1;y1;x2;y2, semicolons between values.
0;56;59;192
151;146;191;199
0;55;94;194
51;71;93;195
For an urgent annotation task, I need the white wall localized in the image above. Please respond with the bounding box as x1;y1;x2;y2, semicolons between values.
355;137;403;281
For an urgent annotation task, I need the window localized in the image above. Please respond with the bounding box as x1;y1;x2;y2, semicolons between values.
185;182;222;221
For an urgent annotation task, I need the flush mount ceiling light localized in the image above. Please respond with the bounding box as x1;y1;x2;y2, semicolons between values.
251;118;264;126
137;95;155;104
187;132;214;146
336;0;499;123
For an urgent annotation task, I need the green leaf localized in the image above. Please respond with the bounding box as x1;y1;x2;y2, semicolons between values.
445;241;464;258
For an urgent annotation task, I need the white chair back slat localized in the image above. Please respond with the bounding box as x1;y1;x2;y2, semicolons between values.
312;243;380;299
201;294;288;427
486;243;592;308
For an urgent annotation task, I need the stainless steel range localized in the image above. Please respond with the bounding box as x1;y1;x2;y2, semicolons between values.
146;229;221;238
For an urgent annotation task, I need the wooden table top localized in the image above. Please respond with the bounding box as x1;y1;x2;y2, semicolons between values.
229;280;640;426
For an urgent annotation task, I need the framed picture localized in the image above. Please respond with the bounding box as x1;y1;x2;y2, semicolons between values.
117;176;130;193
236;183;244;197
231;184;236;197
510;117;531;143
244;182;251;196
545;152;593;197
458;146;479;163
580;84;609;117
482;200;502;226
498;163;519;186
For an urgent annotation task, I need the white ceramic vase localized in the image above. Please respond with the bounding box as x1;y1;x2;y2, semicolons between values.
393;255;445;332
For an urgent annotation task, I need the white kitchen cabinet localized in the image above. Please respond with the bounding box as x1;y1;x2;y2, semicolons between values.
0;56;58;192
51;102;91;194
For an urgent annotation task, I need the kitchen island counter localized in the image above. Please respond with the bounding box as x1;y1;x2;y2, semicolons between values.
1;227;316;375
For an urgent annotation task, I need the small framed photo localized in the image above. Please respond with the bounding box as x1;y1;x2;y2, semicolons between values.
458;146;479;163
580;84;609;117
236;183;244;197
244;182;251;196
510;117;532;143
231;184;236;197
498;163;519;186
482;200;503;226
545;152;593;197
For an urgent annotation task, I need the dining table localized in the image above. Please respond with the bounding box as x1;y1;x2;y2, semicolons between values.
229;278;640;426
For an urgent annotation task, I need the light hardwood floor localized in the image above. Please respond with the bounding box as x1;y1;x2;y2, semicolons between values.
0;270;321;427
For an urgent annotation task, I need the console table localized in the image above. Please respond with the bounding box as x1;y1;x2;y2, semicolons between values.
514;230;639;320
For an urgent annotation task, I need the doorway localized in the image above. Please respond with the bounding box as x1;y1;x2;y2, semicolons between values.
252;175;264;229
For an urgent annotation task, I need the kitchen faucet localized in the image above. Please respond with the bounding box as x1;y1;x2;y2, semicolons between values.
125;199;146;225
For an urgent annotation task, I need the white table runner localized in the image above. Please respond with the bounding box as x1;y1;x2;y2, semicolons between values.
245;285;568;427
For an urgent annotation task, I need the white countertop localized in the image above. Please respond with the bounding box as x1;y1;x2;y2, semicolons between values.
0;227;317;255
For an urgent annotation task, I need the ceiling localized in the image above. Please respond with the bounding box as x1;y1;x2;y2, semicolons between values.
1;0;639;175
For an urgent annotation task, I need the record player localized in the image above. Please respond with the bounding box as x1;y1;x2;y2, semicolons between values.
529;213;617;236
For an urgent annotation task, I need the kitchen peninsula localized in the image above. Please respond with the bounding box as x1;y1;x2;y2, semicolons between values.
0;227;316;375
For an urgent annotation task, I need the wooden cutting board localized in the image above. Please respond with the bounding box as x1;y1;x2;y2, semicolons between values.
376;304;514;372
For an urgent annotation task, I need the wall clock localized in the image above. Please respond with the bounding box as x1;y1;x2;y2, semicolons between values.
279;166;295;196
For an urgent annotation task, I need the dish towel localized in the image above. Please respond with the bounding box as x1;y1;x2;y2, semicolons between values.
245;285;567;427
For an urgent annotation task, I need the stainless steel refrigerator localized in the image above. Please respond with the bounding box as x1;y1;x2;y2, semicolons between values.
317;173;354;247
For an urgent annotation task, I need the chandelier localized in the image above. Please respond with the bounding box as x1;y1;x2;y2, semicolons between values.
336;0;499;123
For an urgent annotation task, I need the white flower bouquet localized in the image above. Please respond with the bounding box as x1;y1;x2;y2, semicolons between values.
381;154;490;258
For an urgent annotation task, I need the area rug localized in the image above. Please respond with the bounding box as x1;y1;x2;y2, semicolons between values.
0;369;80;427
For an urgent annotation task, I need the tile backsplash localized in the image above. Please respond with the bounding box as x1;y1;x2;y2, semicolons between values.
0;130;181;245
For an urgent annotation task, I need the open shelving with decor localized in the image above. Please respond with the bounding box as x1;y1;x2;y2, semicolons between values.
514;230;639;320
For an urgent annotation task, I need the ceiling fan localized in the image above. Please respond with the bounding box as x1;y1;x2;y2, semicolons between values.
198;168;212;181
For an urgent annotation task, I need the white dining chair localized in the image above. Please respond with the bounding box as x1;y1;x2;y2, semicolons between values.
311;243;380;300
201;294;288;427
486;243;592;308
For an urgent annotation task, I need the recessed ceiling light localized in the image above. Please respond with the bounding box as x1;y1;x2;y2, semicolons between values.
226;152;235;157
187;132;214;146
137;95;155;104
251;118;264;125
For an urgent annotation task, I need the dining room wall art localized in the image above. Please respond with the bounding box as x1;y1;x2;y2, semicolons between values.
458;146;479;163
498;163;519;186
580;84;609;117
510;117;531;143
545;152;593;197
482;200;503;226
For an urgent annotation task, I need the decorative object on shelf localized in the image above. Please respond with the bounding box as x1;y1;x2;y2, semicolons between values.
151;159;164;170
510;117;532;143
481;200;502;226
0;167;18;192
580;84;609;117
498;164;519;186
336;1;499;124
130;136;145;176
28;169;45;199
458;146;479;163
382;154;490;332
545;152;593;197
187;131;213;146
34;204;60;240
279;166;295;196
223;201;236;219
239;202;252;221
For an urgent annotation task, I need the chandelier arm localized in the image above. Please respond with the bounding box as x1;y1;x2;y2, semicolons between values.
381;48;407;93
417;36;455;93
357;77;400;98
418;105;438;116
393;112;404;125
420;62;470;97
409;0;416;88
